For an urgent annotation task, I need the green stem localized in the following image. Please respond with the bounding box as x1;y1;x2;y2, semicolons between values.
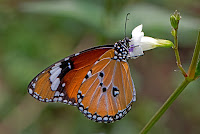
140;30;200;134
188;30;200;79
173;29;188;77
139;78;191;134
139;11;200;134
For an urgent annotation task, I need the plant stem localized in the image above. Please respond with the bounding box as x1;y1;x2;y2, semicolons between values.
188;30;200;79
140;29;200;134
139;78;191;134
140;11;200;134
173;29;188;77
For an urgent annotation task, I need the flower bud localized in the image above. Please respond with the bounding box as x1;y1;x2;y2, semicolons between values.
171;29;176;37
170;10;181;30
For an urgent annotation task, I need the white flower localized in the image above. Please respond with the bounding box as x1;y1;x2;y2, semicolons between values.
129;24;173;59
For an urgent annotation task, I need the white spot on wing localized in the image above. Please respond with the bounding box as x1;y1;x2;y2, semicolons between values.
103;117;108;121
78;98;82;103
87;70;92;77
75;53;80;56
77;94;80;98
133;90;136;95
63;100;68;103
58;97;62;101
133;96;136;101
28;88;33;94
32;83;36;88
50;68;62;82
35;92;39;96
60;93;64;96
115;115;119;119
53;98;58;102
52;62;61;69
62;83;65;87
64;57;69;61
51;78;60;91
88;114;92;118
97;117;102;121
94;60;99;65
113;90;119;96
54;91;60;96
119;113;122;117
83;110;87;114
82;78;86;83
109;117;113;121
68;101;72;105
79;107;83;111
68;65;71;69
93;115;97;119
50;66;59;74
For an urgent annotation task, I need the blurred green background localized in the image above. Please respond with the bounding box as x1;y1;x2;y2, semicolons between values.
0;0;200;134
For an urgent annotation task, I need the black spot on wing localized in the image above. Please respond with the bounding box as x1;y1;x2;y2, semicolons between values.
85;74;89;79
99;82;103;86
99;72;104;77
58;59;74;79
102;87;107;92
112;86;119;97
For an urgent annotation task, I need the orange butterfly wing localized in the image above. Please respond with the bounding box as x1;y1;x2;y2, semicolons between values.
77;49;136;123
27;46;113;105
28;39;137;123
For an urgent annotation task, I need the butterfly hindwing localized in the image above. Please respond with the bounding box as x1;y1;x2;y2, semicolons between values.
27;45;113;105
77;49;136;123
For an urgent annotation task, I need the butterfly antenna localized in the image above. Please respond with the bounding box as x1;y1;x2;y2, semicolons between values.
125;13;130;38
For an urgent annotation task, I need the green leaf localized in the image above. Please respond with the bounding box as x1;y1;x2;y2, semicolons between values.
195;60;200;78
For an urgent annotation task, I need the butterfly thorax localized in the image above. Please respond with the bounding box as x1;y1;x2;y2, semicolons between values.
113;39;130;62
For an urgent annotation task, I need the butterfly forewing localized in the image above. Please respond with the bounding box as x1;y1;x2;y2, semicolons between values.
28;46;113;105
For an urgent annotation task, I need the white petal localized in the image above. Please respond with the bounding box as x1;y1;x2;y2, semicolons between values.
132;24;143;35
129;46;144;59
131;24;144;46
140;36;158;51
140;37;173;51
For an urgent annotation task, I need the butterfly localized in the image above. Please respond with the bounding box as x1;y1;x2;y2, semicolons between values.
27;36;145;123
27;13;147;123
